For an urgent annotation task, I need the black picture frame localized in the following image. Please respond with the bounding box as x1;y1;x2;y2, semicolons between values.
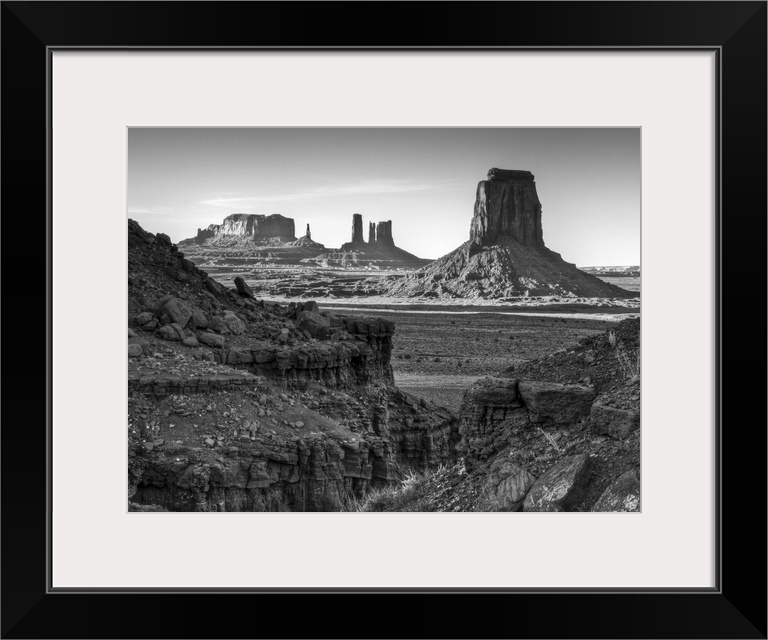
2;2;765;638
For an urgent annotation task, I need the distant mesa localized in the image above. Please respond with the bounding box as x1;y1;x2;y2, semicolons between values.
384;168;636;299
178;210;426;269
193;213;296;243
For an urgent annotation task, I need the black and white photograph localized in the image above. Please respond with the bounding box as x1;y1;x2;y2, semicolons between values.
127;127;640;513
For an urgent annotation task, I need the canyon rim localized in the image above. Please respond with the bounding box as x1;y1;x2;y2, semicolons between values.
128;127;640;513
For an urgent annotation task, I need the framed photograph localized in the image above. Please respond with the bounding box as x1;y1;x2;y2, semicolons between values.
3;2;765;638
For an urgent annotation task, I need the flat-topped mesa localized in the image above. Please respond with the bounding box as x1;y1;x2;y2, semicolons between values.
469;168;544;249
196;213;296;241
351;213;365;244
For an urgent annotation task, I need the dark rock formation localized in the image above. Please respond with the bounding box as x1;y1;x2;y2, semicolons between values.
470;168;543;248
326;214;429;269
306;224;311;240
384;168;635;300
351;213;364;244
234;277;254;298
375;220;394;246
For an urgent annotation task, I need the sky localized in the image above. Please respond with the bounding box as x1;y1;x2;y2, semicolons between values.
128;128;640;266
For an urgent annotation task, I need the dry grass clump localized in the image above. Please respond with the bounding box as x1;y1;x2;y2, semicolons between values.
347;463;464;512
608;329;640;383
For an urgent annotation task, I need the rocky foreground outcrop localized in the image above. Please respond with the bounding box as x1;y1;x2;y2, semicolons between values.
355;318;640;512
129;219;457;512
383;168;635;300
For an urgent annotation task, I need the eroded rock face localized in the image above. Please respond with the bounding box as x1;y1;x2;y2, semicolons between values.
523;453;593;512
470;168;544;248
457;376;527;468
518;381;595;424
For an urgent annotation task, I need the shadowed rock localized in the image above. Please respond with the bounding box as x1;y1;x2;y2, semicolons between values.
234;277;254;298
518;380;596;424
470;168;543;248
351;213;364;244
523;453;593;512
589;403;640;439
591;470;640;512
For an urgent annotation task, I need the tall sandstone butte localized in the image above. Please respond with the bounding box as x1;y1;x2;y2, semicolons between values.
351;213;365;244
385;168;635;299
470;169;544;248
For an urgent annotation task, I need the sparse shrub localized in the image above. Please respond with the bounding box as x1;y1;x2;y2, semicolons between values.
346;464;459;512
616;347;640;383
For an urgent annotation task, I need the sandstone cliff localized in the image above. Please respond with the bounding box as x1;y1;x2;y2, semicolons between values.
385;168;635;300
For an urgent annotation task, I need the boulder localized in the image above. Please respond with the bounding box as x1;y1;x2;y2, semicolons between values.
589;403;640;439
128;343;143;358
134;312;153;326
223;312;245;335
303;300;319;314
182;337;200;348
158;324;184;341
234;277;254;298
190;308;208;329
156;233;172;247
518;380;595;424
475;458;536;511
523;453;593;512
128;328;137;339
157;297;192;328
208;316;226;333
296;310;331;340
205;278;223;298
199;332;225;348
591;470;640;512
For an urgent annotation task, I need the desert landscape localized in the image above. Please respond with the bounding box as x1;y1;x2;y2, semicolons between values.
128;159;640;513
